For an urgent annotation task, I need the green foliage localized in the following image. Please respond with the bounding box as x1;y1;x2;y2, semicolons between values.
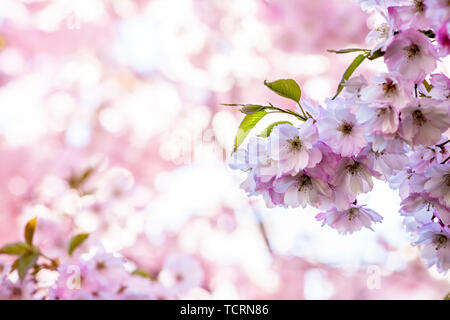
264;79;301;103
233;110;268;152
67;233;89;256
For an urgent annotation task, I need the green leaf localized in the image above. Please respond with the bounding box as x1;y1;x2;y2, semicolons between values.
264;79;301;103
18;253;39;280
328;48;369;54
332;54;366;99
67;233;89;256
445;293;450;300
233;110;267;152
240;104;266;114
0;242;31;255
422;79;433;92
258;121;292;138
24;217;37;246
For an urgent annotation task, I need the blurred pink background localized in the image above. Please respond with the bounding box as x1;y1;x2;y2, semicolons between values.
0;0;448;299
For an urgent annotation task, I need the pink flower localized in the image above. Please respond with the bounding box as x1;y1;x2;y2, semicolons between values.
247;137;279;182
359;140;409;179
399;99;450;145
436;20;450;56
270;120;322;176
384;28;438;83
96;168;135;202
429;73;450;100
240;173;285;208
425;0;450;28
358;0;410;12
317;100;367;157
158;255;204;295
388;1;430;30
357;102;399;134
49;251;129;300
342;75;368;100
424;163;450;207
359;73;412;109
366;11;396;51
316;205;383;234
413;223;450;272
0;278;36;300
409;137;449;173
273;172;332;209
331;157;379;203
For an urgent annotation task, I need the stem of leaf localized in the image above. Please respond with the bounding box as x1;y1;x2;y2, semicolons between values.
267;104;307;121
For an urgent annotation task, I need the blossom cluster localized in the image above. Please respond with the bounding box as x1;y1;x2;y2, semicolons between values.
230;0;450;273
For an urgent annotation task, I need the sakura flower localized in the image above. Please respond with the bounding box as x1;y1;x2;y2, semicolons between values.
366;11;396;51
388;1;430;30
331;157;379;202
239;172;285;208
359;73;412;109
316;205;383;234
429;73;450;100
413;223;450;272
342;75;368;100
400;192;433;214
409;137;449;173
436;20;450;56
273;172;332;209
358;102;399;134
158;255;204;295
425;0;450;28
424;163;450;207
96;168;135;202
358;0;410;11
384;28;438;83
0;278;36;300
49;251;129;300
399;99;450;145
247;137;279;182
435;205;450;225
269;120;322;176
317;100;367;157
359;140;408;179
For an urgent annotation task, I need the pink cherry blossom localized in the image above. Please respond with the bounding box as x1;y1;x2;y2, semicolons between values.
331;157;379;203
436;20;450;56
357;101;399;134
428;73;450;100
316;205;383;234
384;28;438;82
317;100;367;157
359;140;409;179
270;121;322;176
388;1;430;30
359;72;412;108
413;223;450;272
424;162;450;207
273;172;332;209
399;99;450;145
